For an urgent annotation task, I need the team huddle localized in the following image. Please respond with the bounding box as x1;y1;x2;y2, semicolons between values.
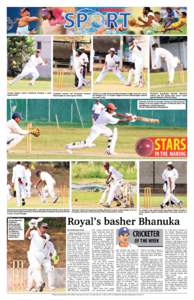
7;162;59;207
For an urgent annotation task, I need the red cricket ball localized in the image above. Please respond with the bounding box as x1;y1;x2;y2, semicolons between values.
135;138;154;157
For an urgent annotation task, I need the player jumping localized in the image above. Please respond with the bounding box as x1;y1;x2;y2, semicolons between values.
16;7;39;35
65;103;135;155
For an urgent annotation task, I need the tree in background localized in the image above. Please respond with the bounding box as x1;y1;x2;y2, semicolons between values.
7;36;35;76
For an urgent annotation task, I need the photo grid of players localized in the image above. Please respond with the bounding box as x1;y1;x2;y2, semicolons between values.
6;6;187;294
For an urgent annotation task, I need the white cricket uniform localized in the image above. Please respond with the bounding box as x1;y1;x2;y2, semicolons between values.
162;168;181;206
16;25;30;35
28;240;56;290
128;43;144;85
85;110;119;146
80;52;89;65
7;118;29;150
11;54;46;84
12;164;26;206
73;50;87;88
153;47;180;83
100;166;124;206
96;53;126;83
40;171;57;202
25;169;32;198
92;102;105;121
27;230;50;289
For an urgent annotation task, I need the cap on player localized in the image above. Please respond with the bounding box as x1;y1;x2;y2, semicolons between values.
12;112;22;120
106;103;117;110
40;223;48;228
103;161;109;167
109;47;116;52
167;161;173;166
118;227;129;236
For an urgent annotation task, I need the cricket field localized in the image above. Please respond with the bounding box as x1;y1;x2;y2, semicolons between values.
7;125;187;159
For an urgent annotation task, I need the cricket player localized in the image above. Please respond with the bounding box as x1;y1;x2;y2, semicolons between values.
72;48;88;89
7;171;12;201
152;43;180;83
75;47;89;87
9;49;48;85
66;103;135;155
25;164;32;199
7;112;30;150
91;100;105;122
127;39;144;87
95;48;127;84
35;170;58;204
25;219;50;292
11;162;26;206
118;227;129;248
16;7;39;35
160;162;183;208
99;161;126;208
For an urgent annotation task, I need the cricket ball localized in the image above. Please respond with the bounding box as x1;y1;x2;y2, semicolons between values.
135;138;154;157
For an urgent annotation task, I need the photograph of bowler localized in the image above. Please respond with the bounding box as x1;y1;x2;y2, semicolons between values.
139;161;187;210
150;36;187;93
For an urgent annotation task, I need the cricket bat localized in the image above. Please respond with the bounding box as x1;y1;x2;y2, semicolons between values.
136;116;160;124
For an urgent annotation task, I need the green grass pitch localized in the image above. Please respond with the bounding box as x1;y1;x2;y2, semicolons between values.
150;71;187;93
7;195;69;209
140;194;187;209
7;126;187;159
72;190;137;209
7;78;51;93
93;71;148;93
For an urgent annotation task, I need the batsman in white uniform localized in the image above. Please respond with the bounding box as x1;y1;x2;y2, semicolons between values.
91;100;105;122
152;43;180;83
100;162;124;208
11;161;26;206
66;103;135;155
26;220;49;292
10;49;47;85
25;164;32;199
7;112;30;150
73;49;88;89
127;39;144;87
95;48;127;84
160;162;183;208
35;170;58;203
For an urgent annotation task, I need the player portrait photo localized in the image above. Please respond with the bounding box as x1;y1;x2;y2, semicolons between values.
117;227;130;248
53;36;92;93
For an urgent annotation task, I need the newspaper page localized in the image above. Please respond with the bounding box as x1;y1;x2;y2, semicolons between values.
1;0;191;298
